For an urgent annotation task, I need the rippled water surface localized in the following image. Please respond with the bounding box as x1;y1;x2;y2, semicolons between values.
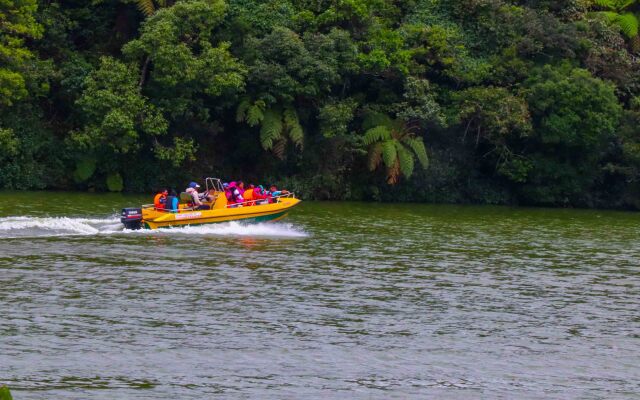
1;191;639;399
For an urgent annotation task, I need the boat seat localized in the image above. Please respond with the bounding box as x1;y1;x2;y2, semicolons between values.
179;192;192;203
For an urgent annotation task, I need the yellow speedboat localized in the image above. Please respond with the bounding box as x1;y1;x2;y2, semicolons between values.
121;178;301;230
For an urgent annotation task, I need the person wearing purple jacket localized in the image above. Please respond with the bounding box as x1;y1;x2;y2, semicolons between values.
227;181;244;207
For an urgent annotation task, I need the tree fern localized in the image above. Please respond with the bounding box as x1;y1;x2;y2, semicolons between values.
381;140;397;168
368;142;383;171
236;98;265;126
591;0;640;40
362;112;430;184
283;106;304;148
272;138;286;159
236;98;251;122
396;143;415;179
599;11;621;22
593;0;618;8
260;107;283;150
616;0;636;10
239;101;304;158
594;0;635;11
618;12;639;38
136;0;156;16
135;0;169;16
363;126;391;145
387;160;401;185
404;136;429;169
247;101;265;126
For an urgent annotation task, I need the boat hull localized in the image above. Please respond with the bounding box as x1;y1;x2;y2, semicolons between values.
140;197;300;230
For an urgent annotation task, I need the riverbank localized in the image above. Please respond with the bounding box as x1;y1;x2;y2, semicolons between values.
2;187;638;214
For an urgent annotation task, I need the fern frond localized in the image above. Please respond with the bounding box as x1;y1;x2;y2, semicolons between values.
368;142;383;171
593;0;618;9
396;143;415;179
618;0;636;11
617;12;639;38
136;0;156;16
363;126;391;145
288;123;304;148
404;136;429;169
283;106;297;127
283;106;304;148
272;138;286;159
247;104;265;126
236;98;251;123
597;11;622;22
382;140;397;168
260;108;283;150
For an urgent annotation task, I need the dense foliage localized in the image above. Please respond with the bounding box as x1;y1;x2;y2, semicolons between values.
1;0;640;208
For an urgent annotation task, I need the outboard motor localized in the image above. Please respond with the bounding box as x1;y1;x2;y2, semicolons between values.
121;208;143;230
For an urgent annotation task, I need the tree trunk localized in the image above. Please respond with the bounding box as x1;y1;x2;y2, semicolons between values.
139;55;150;92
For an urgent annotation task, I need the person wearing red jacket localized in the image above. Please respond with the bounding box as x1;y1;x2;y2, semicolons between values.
153;189;168;210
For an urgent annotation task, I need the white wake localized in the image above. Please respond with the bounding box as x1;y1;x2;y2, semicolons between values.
0;216;307;238
145;221;308;237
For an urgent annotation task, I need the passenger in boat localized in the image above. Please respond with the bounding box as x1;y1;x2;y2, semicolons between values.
186;182;210;210
227;181;244;207
165;190;179;213
154;189;168;210
243;185;258;206
223;182;231;201
237;180;246;196
267;185;289;203
253;185;268;204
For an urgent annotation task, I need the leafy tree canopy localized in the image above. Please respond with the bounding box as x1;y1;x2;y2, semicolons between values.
1;0;639;209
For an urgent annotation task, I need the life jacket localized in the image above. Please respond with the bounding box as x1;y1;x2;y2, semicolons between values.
229;188;244;205
165;196;178;212
253;189;267;204
154;193;166;209
243;188;255;206
229;188;239;203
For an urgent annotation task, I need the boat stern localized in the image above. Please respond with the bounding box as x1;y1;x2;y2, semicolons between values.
121;207;143;230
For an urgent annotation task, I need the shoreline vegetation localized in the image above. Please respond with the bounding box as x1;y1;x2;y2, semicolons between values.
0;385;12;400
1;1;640;210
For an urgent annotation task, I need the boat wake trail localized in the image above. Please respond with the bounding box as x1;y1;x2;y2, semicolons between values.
143;221;309;238
0;216;307;238
0;216;122;238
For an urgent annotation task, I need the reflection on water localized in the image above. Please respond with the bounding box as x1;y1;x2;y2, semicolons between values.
0;192;639;399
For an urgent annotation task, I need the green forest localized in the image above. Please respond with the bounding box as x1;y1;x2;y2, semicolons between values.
1;0;640;208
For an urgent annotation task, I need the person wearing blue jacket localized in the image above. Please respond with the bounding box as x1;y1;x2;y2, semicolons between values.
164;190;179;213
267;185;289;203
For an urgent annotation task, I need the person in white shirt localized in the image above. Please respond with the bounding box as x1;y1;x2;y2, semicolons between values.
185;182;210;210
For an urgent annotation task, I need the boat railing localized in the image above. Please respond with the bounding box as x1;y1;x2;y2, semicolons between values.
143;191;295;212
225;192;296;208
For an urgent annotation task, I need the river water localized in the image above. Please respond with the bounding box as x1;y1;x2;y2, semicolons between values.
0;191;639;399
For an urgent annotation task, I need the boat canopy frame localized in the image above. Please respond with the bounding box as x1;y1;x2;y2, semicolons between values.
205;177;224;193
